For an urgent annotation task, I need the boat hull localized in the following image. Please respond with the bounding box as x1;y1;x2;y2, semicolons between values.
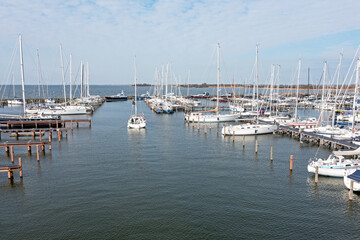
221;124;277;136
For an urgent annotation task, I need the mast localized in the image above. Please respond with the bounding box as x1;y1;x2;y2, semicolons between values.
307;68;310;96
253;45;258;112
276;65;280;117
319;61;327;126
217;42;220;112
59;44;66;105
165;63;169;102
269;64;275;114
19;34;26;115
80;61;83;99
12;72;15;98
352;58;360;131
294;58;301;120
255;44;259;122
36;49;42;101
87;62;90;97
134;55;137;115
332;53;343;128
69;54;72;102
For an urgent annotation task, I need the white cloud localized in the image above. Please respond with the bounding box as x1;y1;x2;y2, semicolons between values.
0;0;360;85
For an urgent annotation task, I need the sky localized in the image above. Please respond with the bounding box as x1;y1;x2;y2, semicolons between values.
0;0;360;86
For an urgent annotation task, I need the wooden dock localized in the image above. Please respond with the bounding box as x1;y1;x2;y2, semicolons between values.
276;125;358;150
0;119;91;129
0;157;22;179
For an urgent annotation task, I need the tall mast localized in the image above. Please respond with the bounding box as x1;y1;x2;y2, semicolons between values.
332;53;343;128
276;65;281;117
253;45;258;112
87;62;90;97
36;49;42;101
69;54;72;102
165;63;169;101
255;44;259;122
307;68;310;95
80;61;83;98
217;42;220;111
134;55;137;115
19;34;26;115
352;59;360;131
59;44;66;105
269;64;275;114
319;61;327;126
12;72;15;98
294;58;301;120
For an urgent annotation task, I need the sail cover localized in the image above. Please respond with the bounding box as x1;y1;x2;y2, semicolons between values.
348;170;360;182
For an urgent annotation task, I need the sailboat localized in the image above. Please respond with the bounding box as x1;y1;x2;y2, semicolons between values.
222;45;276;136
184;42;240;123
128;56;146;129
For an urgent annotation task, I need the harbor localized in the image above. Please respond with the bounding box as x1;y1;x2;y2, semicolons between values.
1;88;360;239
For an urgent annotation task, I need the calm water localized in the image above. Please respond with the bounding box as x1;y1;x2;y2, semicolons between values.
1;95;360;239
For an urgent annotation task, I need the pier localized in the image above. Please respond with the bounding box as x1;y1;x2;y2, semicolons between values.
0;119;91;129
0;157;22;179
275;125;358;150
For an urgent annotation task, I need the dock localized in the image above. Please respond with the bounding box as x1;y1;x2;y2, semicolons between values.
0;157;22;179
0;119;91;129
276;125;358;150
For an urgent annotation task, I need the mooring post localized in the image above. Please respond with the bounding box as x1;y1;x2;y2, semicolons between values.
8;170;13;179
233;131;235;143
255;139;258;154
5;145;9;153
71;120;73;130
28;145;31;153
19;157;23;178
290;155;294;172
89;120;91;128
15;131;19;140
315;166;319;183
192;119;194;129
204;124;207;135
243;136;245;148
10;146;14;163
36;145;40;161
349;180;354;201
32;131;36;139
39;130;42;141
49;131;52;142
197;116;200;131
270;146;273;161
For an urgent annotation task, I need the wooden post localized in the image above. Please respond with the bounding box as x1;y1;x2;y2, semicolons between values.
290;155;294;172
89;120;91;128
270;146;273;161
192;119;194;129
5;145;9;153
315;166;319;183
39;130;42;141
41;144;45;152
77;121;79;128
58;130;61;142
49;131;52;142
243;136;245;148
8;170;13;179
233;131;235;143
204;124;207;135
71;120;73;130
197;116;200;131
56;120;59;128
349;180;354;201
255;139;258;154
28;145;31;153
32;131;36;139
19;157;23;178
49;143;52;151
15;131;19;140
10;146;14;163
36;145;40;161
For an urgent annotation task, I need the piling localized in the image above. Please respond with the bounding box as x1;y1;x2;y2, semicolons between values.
255;139;258;154
204;124;207;135
315;166;319;183
270;146;273;161
233;131;235;143
49;131;52;142
349;180;354;201
28;145;31;153
39;130;42;141
197;116;200;131
36;145;40;161
290;155;294;172
11;146;14;163
192;119;194;129
243;136;245;148
19;157;22;178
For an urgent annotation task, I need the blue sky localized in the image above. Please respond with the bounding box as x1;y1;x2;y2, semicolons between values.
0;0;360;86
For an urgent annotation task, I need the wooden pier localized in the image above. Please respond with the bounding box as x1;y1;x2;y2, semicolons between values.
0;157;22;179
275;125;358;150
0;119;91;129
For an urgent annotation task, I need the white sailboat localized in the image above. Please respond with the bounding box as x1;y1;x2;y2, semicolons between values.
344;169;360;191
184;42;240;123
222;44;276;136
128;56;146;129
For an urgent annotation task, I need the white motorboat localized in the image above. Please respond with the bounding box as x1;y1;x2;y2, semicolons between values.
221;123;277;136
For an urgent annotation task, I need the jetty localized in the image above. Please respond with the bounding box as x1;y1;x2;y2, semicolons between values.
276;125;358;150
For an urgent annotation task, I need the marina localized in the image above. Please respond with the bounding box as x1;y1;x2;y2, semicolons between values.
1;88;360;239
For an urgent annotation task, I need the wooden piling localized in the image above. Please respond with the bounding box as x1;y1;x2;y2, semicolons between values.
39;130;42;141
71;120;73;130
233;131;235;143
349;180;354;201
41;144;45;152
243;136;245;148
204;124;207;135
255;139;258;154
290;155;294;172
270;146;273;161
10;146;14;163
28;145;31;153
36;145;40;161
49;131;52;142
19;157;22;178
